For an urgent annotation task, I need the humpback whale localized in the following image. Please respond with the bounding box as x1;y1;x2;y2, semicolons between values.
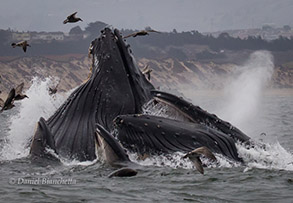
96;123;217;175
150;90;250;143
30;28;154;161
114;114;242;162
29;28;249;168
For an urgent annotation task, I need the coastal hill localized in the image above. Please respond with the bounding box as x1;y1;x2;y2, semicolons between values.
0;52;291;95
0;22;293;94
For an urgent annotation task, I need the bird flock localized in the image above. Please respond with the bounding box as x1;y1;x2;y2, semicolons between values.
2;12;160;113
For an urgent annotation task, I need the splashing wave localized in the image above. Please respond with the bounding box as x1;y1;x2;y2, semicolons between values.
0;77;68;160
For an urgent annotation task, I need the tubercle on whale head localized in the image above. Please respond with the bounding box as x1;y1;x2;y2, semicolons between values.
113;114;143;129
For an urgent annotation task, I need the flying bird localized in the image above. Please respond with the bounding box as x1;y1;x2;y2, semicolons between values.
0;89;4;108
123;29;161;38
0;97;3;107
63;12;83;24
0;88;16;112
183;146;217;174
14;82;28;101
142;65;152;81
11;41;30;52
49;81;60;96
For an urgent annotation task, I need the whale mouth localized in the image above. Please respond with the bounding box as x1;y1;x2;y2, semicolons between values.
113;114;243;162
29;28;154;162
90;28;154;113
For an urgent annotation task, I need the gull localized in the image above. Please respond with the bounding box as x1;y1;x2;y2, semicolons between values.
123;29;161;38
49;81;60;96
183;146;217;174
14;82;28;101
142;65;152;81
63;12;83;24
0;88;15;112
11;41;30;52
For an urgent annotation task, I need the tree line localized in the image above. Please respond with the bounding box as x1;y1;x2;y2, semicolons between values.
0;21;293;57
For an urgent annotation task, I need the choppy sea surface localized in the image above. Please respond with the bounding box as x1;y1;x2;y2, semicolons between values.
0;78;292;203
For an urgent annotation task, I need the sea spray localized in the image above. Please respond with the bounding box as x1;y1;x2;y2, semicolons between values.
218;50;274;133
0;77;68;160
237;141;293;171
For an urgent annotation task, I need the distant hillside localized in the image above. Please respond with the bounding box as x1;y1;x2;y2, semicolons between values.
0;55;91;94
0;54;292;97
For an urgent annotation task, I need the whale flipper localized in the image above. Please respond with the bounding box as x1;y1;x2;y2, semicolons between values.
29;117;59;161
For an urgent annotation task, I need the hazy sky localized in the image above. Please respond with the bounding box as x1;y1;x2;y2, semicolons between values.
0;0;292;33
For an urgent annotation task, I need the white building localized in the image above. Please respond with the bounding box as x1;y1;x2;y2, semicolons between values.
32;32;64;41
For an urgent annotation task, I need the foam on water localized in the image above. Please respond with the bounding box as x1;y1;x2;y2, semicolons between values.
129;140;293;172
41;148;98;167
129;152;239;170
0;77;68;160
238;141;293;172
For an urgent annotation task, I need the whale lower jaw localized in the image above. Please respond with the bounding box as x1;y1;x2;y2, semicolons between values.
95;124;131;167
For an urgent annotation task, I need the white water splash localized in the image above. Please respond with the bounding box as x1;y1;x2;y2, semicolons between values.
128;141;293;172
237;142;293;172
0;77;68;160
61;158;99;167
128;151;240;170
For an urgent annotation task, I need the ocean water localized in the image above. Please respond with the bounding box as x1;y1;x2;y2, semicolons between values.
0;75;292;202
